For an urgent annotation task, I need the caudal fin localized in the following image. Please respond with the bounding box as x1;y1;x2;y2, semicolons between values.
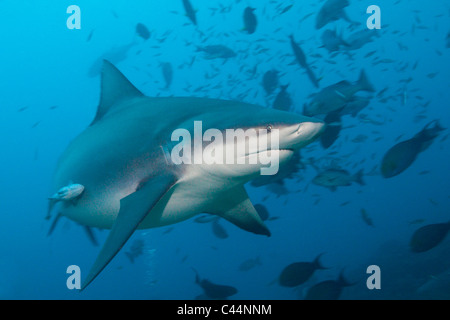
358;70;375;92
354;169;365;186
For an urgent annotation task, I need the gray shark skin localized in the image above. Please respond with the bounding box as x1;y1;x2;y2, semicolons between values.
49;61;324;290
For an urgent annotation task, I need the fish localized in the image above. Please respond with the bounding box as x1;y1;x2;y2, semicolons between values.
315;0;355;29
320;111;342;149
289;35;319;88
196;45;236;60
254;204;270;221
49;60;325;289
337;97;371;117
381;120;445;178
446;32;450;48
312;168;365;191
238;256;262;272
161;62;173;89
47;183;85;220
409;219;425;225
124;238;145;263
321;29;349;53
182;0;197;26
410;221;450;253
304;270;354;300
136;23;151;40
280;4;293;15
304;70;375;116
262;70;279;95
211;219;228;239
279;253;327;287
360;208;374;227
243;7;257;34
273;85;292;111
344;29;379;51
194;215;218;224
193;268;238;300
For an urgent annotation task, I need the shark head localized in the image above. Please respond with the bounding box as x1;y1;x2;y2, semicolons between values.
49;60;324;290
175;108;324;180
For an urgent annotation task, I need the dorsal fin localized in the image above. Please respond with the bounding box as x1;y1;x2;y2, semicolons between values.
91;60;143;125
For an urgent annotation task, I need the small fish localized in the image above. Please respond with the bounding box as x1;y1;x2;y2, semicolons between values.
409;219;425;226
47;183;85;219
136;23;151;40
304;270;354;300
182;0;197;26
212;219;228;239
280;4;293;15
262;70;279;95
238;256;262;272
243;7;257;34
279;253;327;287
312;168;365;192
360;209;374;227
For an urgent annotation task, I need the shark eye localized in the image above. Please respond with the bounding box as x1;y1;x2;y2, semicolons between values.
266;124;273;133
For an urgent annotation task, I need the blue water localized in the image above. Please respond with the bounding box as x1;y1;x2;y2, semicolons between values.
0;0;449;299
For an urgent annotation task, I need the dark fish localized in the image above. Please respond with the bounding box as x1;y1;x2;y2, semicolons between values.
161;62;173;89
193;268;238;299
280;4;293;15
320;111;342;149
410;221;450;253
273;85;292;111
304;70;375;116
124;238;145;263
304;270;354;300
289;35;319;88
360;208;374;227
197;45;236;60
86;30;94;42
254;204;270;221
17;106;28;112
194;215;218;224
316;0;354;29
212;219;228;239
279;253;327;287
238;256;262;272
243;7;257;34
344;29;379;51
182;0;197;25
381;120;445;178
262;70;279;95
321;29;349;53
312;168;365;191
136;23;151;40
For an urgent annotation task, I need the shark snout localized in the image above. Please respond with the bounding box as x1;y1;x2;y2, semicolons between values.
297;121;325;139
285;121;325;149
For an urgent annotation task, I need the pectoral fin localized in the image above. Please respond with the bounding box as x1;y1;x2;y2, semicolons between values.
81;173;177;290
209;186;271;237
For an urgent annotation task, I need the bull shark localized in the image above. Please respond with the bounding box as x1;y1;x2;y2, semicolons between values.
49;60;324;290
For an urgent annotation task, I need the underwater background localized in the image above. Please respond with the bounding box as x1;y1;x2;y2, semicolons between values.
0;0;449;300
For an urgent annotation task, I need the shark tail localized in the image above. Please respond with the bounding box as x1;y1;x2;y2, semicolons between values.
354;169;365;186
358;70;375;92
